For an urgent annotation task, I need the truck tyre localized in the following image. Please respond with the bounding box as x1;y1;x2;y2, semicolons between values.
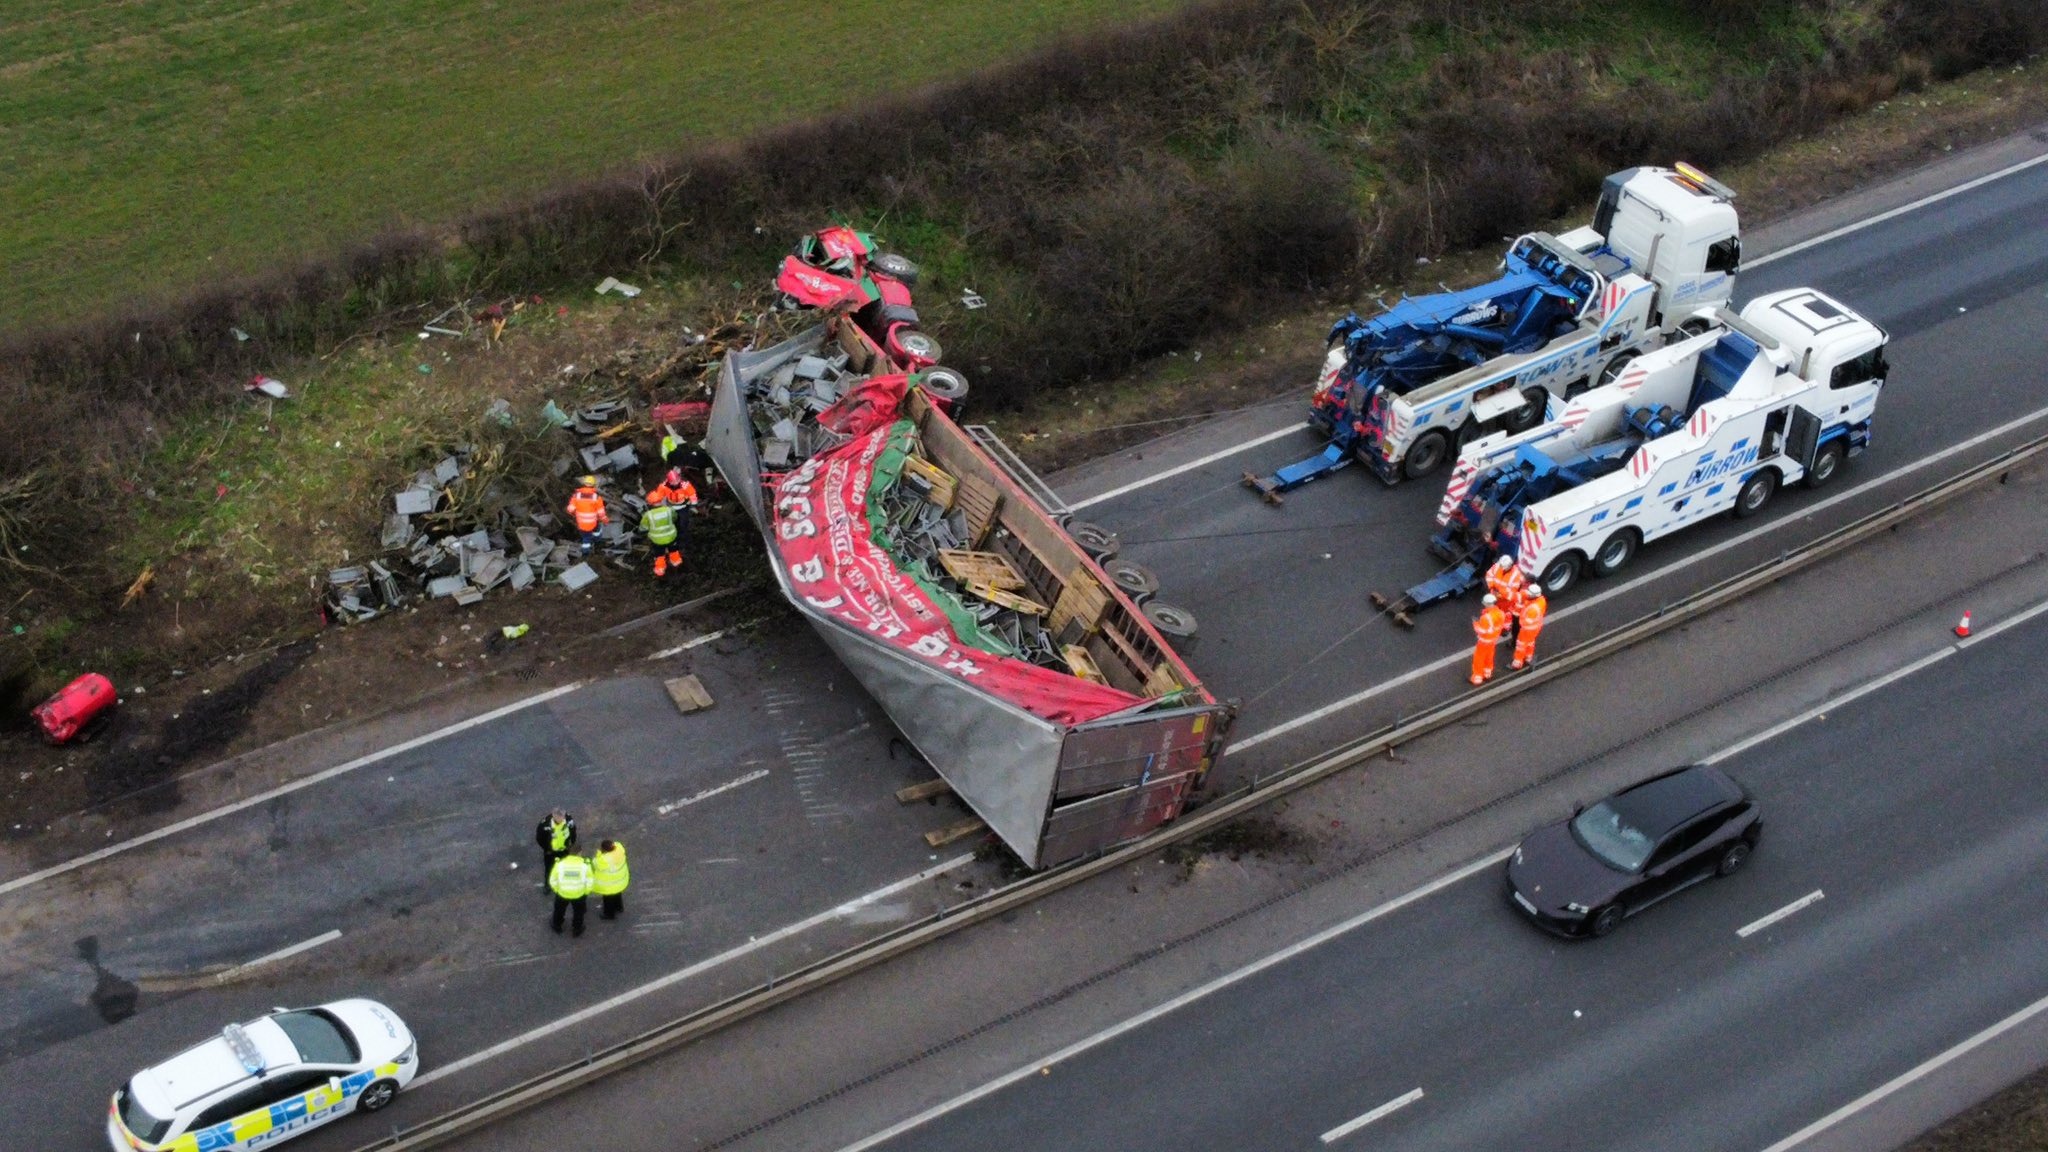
889;328;943;366
1067;521;1120;561
1103;558;1161;602
1501;387;1547;433
916;367;971;404
1597;351;1639;387
1733;469;1778;518
1142;601;1198;639
872;252;920;286
1401;430;1452;481
1802;440;1845;489
1676;316;1716;338
1538;552;1584;596
1589;528;1640;578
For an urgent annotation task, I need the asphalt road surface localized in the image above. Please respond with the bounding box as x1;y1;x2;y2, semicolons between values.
3;136;2042;1151
854;604;2048;1152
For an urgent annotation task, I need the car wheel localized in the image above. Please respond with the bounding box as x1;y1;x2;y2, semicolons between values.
357;1079;400;1113
1733;468;1778;518
1715;840;1752;877
1538;552;1584;596
1402;430;1452;480
1588;904;1625;938
1589;528;1640;578
1802;440;1844;490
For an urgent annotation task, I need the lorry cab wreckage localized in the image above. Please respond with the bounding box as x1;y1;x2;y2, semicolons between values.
1247;163;1743;501
711;249;1233;869
1371;287;1889;624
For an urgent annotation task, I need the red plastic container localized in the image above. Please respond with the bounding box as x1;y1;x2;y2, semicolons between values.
30;672;117;744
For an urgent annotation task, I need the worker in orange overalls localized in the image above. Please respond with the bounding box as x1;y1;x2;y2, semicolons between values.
1511;582;1548;670
566;475;609;555
650;468;701;557
1471;593;1508;685
1485;554;1527;616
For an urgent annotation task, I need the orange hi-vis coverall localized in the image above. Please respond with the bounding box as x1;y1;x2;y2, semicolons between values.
1471;603;1508;685
567;486;608;552
1511;592;1548;669
1486;557;1527;615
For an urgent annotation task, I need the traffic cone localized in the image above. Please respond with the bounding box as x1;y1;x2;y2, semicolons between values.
1954;610;1972;638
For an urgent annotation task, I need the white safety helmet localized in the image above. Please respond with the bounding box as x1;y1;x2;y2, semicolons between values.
1526;583;1544;597
1481;594;1497;606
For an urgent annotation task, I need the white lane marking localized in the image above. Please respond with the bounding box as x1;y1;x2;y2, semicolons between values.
1757;986;2048;1152
1747;150;2048;269
416;854;976;1087
1067;425;1303;510
831;848;1511;1152
1228;400;2048;754
644;629;729;660
656;769;770;815
1957;596;2048;648
1059;152;2047;515
1738;891;1825;939
1701;650;1954;766
0;682;584;897
1321;1087;1426;1143
220;929;343;981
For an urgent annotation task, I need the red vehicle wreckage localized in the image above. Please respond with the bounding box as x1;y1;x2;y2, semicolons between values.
710;230;1234;868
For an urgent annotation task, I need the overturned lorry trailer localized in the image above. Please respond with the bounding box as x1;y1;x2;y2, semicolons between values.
708;318;1235;868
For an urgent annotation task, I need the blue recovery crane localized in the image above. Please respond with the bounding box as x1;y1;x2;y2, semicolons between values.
1243;247;1587;504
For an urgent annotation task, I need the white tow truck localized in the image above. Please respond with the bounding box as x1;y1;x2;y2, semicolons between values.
1369;287;1889;622
1250;163;1745;501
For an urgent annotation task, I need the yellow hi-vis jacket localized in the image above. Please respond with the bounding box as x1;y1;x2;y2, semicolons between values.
592;844;630;895
549;855;594;899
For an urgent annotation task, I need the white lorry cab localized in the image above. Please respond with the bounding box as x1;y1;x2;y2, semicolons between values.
1432;287;1889;596
1272;165;1742;498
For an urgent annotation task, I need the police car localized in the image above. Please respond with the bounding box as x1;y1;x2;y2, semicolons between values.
107;999;418;1151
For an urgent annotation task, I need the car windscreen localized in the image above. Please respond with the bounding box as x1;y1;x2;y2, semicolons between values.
118;1082;173;1145
271;1010;359;1066
1571;800;1655;872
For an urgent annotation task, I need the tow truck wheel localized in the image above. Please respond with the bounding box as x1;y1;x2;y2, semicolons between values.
1500;388;1547;434
1733;469;1778;518
1802;441;1845;489
1598;351;1639;387
1401;430;1452;480
1538;552;1584;595
1589;528;1640;577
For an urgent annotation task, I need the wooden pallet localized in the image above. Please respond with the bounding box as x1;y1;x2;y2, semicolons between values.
901;454;957;509
966;580;1047;615
1062;644;1108;684
937;549;1025;590
663;674;715;714
1049;578;1110;636
954;472;1001;547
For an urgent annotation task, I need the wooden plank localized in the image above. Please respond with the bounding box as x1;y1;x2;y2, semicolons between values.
937;549;1024;590
901;454;957;509
923;816;987;848
663;674;716;714
1142;661;1185;697
895;778;954;803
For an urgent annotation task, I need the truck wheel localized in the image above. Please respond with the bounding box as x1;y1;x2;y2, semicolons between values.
1538;552;1584;596
1401;430;1452;480
1802;441;1845;489
1142;601;1198;639
1733;469;1778;518
916;367;971;404
1676;316;1716;338
872;252;920;286
1103;558;1161;602
1598;351;1639;387
1501;387;1547;433
1067;521;1120;561
1589;528;1640;577
889;328;943;366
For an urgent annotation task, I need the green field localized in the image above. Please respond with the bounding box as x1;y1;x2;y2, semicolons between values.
0;0;1184;331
